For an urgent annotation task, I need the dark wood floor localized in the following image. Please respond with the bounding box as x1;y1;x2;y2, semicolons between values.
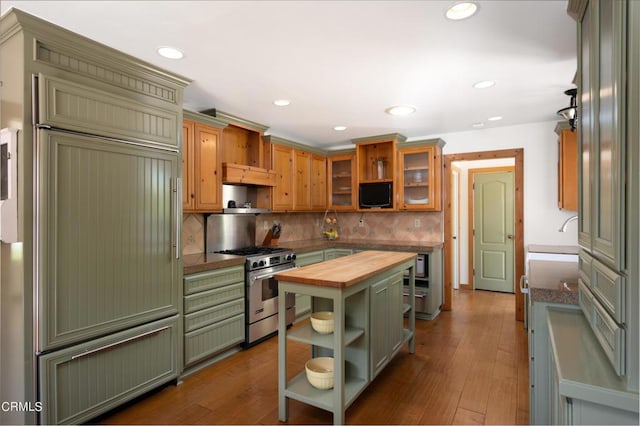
98;289;529;425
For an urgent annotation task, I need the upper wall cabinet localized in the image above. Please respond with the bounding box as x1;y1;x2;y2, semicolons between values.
352;134;445;212
353;134;403;211
397;139;444;211
207;110;275;187
183;111;227;212
555;122;578;211
328;152;356;211
264;135;326;212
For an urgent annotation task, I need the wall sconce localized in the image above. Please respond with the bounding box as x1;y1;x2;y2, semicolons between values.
557;88;577;131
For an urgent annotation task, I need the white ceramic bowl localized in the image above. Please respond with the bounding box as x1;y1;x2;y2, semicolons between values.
305;357;334;389
310;311;334;334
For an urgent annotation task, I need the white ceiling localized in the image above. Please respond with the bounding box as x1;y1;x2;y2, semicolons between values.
1;1;577;149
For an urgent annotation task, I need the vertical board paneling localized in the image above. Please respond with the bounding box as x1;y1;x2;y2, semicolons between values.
39;316;178;425
38;130;179;351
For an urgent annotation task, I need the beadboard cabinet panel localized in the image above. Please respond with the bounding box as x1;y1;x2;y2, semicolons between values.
39;315;179;425
37;131;179;352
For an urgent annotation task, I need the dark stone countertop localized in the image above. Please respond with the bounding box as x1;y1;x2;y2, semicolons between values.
183;239;443;275
183;252;245;275
528;259;579;305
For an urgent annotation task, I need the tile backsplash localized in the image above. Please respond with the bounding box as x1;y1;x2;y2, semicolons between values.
257;211;443;244
183;214;205;254
183;211;443;255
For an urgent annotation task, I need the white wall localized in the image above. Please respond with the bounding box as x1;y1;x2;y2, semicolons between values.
415;120;579;250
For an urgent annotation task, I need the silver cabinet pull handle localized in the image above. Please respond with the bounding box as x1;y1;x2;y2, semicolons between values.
175;177;181;259
70;326;170;360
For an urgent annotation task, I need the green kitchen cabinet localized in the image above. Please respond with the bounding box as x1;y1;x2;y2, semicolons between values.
293;250;326;318
39;315;180;425
324;248;353;260
570;0;639;392
370;272;405;379
36;129;181;351
183;265;245;370
546;308;638;425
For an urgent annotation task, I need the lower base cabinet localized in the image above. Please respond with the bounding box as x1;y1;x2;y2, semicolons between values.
371;273;404;378
183;265;245;369
38;315;179;425
546;308;639;425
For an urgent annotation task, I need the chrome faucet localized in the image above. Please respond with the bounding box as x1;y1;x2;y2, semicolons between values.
558;215;578;232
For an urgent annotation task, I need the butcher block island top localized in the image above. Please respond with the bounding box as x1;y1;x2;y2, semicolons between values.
275;250;417;288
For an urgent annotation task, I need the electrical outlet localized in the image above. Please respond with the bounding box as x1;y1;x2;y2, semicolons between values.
414;219;421;228
358;218;365;227
263;220;269;231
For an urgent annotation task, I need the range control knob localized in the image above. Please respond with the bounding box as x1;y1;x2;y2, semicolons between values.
259;260;266;267
252;261;259;268
291;254;297;260
285;254;292;261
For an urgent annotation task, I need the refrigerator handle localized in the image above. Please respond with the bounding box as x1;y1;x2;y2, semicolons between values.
174;177;181;260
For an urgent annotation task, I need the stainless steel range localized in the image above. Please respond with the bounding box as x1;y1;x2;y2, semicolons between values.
216;246;297;345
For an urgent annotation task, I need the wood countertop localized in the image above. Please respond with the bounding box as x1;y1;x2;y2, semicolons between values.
274;250;416;288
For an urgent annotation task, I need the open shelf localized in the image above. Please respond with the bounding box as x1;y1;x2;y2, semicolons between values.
287;323;365;349
284;371;368;412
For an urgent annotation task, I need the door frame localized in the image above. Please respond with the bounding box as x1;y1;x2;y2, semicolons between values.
468;166;516;289
443;149;525;322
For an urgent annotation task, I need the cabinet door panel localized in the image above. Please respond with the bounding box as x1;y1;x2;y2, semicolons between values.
593;0;625;270
578;2;593;249
271;145;293;211
182;121;195;210
39;315;179;425
293;150;311;210
195;125;221;210
37;130;179;351
310;154;327;210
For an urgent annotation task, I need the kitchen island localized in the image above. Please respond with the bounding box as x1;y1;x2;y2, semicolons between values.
275;250;417;425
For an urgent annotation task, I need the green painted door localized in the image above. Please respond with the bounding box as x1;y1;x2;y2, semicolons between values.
473;171;515;293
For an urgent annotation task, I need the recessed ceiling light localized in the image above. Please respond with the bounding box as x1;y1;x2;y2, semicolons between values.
488;116;503;121
333;126;347;131
472;122;485;128
157;46;184;60
446;2;478;21
385;105;416;116
273;99;291;106
473;80;496;89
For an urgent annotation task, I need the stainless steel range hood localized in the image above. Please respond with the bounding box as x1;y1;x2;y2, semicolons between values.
222;184;271;214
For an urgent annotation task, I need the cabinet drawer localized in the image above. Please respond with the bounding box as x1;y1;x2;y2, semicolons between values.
184;314;245;367
592;298;626;376
38;315;179;425
579;249;592;285
184;298;244;333
184;266;244;295
184;282;244;314
591;259;625;323
578;282;625;376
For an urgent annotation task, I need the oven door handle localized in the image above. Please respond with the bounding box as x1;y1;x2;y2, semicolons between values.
250;267;298;283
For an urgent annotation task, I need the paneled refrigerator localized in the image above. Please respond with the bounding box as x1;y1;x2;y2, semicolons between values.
0;9;189;425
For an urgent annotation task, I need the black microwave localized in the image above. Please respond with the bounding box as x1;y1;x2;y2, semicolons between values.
359;182;393;209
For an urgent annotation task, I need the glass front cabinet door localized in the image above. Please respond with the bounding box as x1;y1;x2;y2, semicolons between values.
328;153;356;210
397;141;443;211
